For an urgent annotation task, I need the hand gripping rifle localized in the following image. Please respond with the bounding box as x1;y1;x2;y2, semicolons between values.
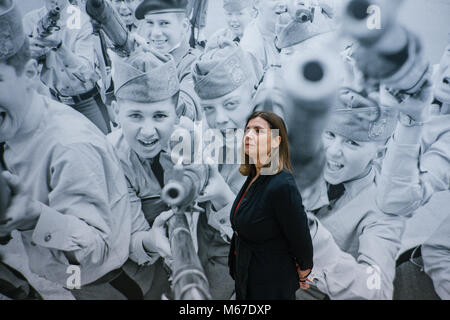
160;164;212;300
341;0;430;101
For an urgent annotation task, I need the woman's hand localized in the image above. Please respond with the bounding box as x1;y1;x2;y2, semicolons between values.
297;265;313;290
142;209;174;259
196;164;235;211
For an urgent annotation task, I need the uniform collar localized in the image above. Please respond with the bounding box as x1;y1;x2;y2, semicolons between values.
170;40;191;66
342;167;376;200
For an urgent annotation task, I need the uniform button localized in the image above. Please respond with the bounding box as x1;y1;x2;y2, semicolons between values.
219;218;226;224
44;233;52;242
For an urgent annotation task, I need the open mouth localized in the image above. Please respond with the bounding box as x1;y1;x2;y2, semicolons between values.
152;39;168;47
326;160;344;172
138;138;159;148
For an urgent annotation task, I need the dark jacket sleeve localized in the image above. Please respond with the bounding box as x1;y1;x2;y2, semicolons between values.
270;174;314;270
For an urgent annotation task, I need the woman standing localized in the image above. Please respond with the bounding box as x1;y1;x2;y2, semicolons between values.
229;111;314;300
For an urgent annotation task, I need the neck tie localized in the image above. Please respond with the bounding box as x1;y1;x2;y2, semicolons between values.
233;36;241;43
150;153;165;189
0;142;6;171
327;183;345;202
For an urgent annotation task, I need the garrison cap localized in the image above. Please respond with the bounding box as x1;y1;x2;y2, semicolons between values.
0;0;25;60
223;0;252;12
112;49;180;103
192;39;258;100
326;87;398;142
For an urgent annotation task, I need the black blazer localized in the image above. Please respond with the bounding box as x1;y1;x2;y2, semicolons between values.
229;170;313;300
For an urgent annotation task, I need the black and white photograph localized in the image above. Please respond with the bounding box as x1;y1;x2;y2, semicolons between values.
0;0;449;307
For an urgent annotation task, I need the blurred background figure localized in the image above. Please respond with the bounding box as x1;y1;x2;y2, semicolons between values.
110;0;141;32
208;0;254;46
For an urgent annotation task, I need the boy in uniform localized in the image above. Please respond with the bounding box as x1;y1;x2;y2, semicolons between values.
295;77;405;299
208;0;254;46
107;46;236;299
376;38;450;300
135;0;202;121
0;0;134;299
23;0;111;134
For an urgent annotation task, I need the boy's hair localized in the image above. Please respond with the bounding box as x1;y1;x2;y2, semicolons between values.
117;92;180;110
0;38;31;76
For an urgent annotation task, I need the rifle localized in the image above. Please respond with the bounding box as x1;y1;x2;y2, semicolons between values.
341;0;430;101
282;46;342;189
187;0;208;49
160;164;211;300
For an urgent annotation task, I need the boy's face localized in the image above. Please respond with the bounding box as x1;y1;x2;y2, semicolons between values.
434;43;450;104
224;7;253;38
141;12;189;54
255;0;285;32
44;0;66;10
322;130;380;185
116;97;178;159
200;83;254;135
111;0;139;26
0;62;29;142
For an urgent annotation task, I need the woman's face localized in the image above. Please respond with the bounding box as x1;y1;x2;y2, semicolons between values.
322;130;380;185
244;117;280;166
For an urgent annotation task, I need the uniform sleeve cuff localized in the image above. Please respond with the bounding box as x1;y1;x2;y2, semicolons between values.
131;231;160;266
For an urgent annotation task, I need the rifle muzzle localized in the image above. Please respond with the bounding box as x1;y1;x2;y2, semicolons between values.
282;48;341;186
86;0;131;54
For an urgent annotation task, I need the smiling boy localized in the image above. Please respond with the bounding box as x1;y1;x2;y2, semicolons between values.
136;0;202;121
107;45;239;299
208;0;254;46
296;84;405;299
0;0;133;299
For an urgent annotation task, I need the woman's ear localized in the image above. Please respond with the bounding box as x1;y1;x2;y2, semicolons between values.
272;135;281;149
